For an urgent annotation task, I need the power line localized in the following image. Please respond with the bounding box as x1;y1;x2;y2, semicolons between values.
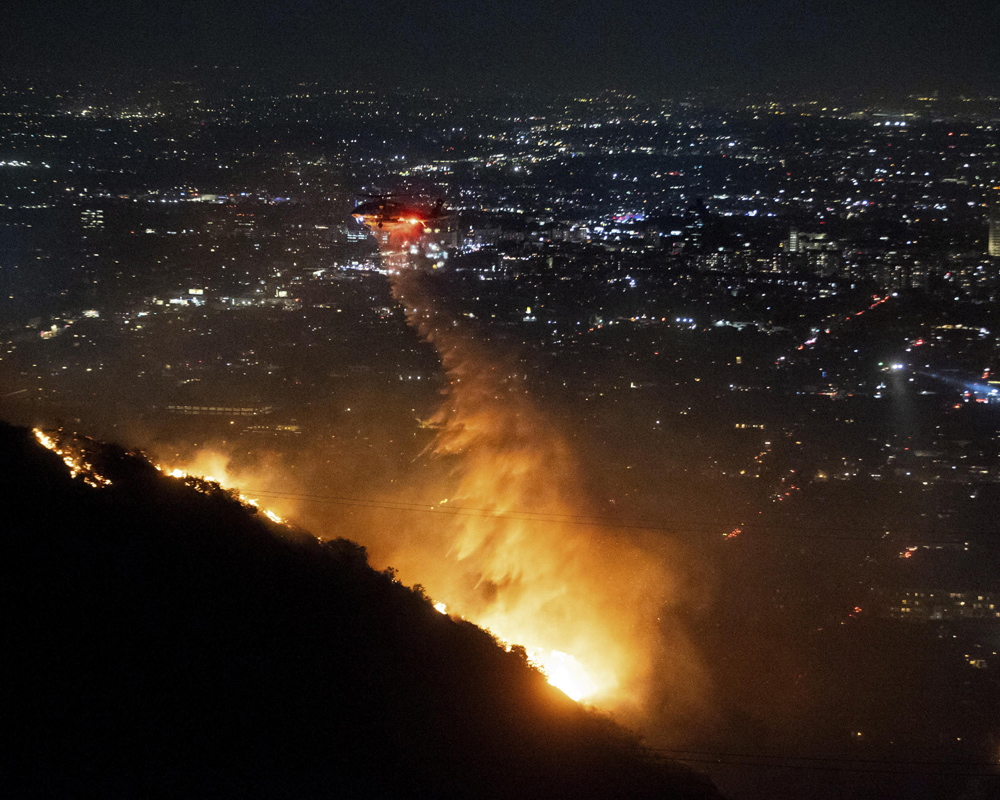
239;487;999;543
658;755;998;777
236;484;992;527
649;747;1000;768
243;487;993;541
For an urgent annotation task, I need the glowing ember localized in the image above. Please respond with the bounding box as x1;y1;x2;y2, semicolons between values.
34;431;292;529
33;428;112;489
34;430;56;450
154;455;290;527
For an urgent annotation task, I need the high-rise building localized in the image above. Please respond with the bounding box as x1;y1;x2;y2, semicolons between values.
787;227;800;253
785;229;842;275
787;228;837;254
989;187;1000;258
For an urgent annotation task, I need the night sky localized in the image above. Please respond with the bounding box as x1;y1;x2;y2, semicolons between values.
4;0;999;92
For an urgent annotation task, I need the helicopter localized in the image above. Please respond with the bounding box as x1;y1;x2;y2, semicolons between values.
351;194;448;229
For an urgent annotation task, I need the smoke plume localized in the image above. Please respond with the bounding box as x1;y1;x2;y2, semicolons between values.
346;243;710;725
152;231;709;731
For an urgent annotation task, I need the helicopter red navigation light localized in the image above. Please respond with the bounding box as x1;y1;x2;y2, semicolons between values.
351;196;450;254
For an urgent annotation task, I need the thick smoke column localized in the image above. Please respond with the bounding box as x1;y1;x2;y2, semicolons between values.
356;218;707;724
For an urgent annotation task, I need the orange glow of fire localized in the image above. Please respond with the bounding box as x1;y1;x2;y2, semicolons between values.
152;458;287;527
33;428;113;488
333;227;708;716
151;446;625;704
147;449;615;701
528;648;600;702
40;213;706;720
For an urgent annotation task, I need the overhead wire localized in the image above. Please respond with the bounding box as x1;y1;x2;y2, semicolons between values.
658;756;998;777
237;486;998;543
649;747;1000;767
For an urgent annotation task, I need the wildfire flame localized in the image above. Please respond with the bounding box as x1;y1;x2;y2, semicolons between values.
36;421;643;705
155;462;287;526
132;436;623;704
332;219;707;715
33;430;291;531
33;217;707;723
33;428;113;488
527;648;600;702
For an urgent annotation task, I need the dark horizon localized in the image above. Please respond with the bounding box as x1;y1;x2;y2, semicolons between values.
4;0;1000;95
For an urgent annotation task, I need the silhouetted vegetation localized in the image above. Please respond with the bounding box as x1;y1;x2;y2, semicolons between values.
1;422;720;799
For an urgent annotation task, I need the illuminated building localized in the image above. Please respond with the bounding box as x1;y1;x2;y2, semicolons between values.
786;229;837;255
166;404;274;417
888;590;999;621
81;209;104;230
785;229;843;276
989;187;1000;258
787;227;800;253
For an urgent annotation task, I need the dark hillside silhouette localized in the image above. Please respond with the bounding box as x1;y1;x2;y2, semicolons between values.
1;422;721;799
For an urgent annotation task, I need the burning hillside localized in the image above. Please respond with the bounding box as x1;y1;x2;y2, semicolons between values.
2;421;721;799
130;215;710;731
